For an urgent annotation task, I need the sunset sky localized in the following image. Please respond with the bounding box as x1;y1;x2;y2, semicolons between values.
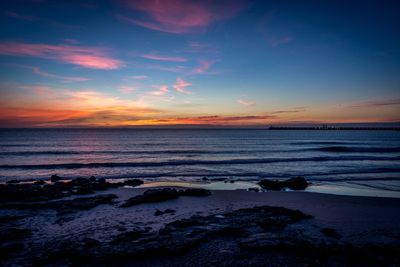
0;0;399;127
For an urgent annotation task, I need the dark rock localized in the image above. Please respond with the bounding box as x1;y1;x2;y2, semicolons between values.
0;227;32;243
258;176;309;191
34;180;46;185
0;242;24;260
6;180;20;184
121;188;180;207
248;187;260;192
76;186;95;195
97;177;106;184
154;209;164;216
321;228;341;239
154;208;176;216
50;174;61;182
72;177;90;186
1;194;118;212
111;228;152;243
89;176;97;182
0;215;25;225
123;179;144;187
179;188;211;197
164;209;175;214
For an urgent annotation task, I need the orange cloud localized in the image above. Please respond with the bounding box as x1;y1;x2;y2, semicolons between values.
0;42;123;69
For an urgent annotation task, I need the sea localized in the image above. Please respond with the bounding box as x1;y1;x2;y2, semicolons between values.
0;128;399;197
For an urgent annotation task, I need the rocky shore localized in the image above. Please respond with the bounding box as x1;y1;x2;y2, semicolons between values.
1;176;399;266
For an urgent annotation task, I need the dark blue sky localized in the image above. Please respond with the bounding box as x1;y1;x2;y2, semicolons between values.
0;0;399;126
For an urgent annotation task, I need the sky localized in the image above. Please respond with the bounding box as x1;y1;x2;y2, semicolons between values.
0;0;399;127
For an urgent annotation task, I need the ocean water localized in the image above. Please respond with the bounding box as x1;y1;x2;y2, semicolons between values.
0;128;399;196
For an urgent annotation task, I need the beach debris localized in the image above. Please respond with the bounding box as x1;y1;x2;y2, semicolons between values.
258;176;309;191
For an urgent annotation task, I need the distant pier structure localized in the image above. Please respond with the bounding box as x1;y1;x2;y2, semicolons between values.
268;125;400;131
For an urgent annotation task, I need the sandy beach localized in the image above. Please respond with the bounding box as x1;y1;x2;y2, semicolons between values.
1;179;400;266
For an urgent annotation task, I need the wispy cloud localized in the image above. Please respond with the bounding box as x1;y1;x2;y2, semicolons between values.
150;85;169;96
349;99;400;108
173;78;192;94
0;42;123;70
270;107;306;114
151;115;275;125
5;64;90;82
142;53;187;62
4;10;84;29
118;86;136;94
193;60;214;74
120;0;246;34
237;99;256;106
4;10;39;21
131;75;148;80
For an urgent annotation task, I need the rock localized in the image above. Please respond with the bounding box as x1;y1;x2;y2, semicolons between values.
76;187;95;195
121;188;180;207
0;227;32;243
6;180;20;184
154;209;164;216
202;177;209;181
72;177;90;186
248;187;260;192
34;180;46;185
258;176;309;191
321;228;341;239
179;188;211;197
154;208;176;216
1;194;118;212
164;209;175;214
123;179;144;187
50;174;61;182
89;176;97;182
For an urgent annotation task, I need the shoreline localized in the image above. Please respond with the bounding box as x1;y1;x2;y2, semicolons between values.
3;178;400;199
1;180;400;265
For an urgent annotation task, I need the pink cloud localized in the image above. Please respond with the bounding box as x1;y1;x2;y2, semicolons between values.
119;86;136;94
0;42;123;70
150;85;169;96
173;78;192;94
193;60;213;74
121;0;246;34
142;53;187;62
237;99;256;106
